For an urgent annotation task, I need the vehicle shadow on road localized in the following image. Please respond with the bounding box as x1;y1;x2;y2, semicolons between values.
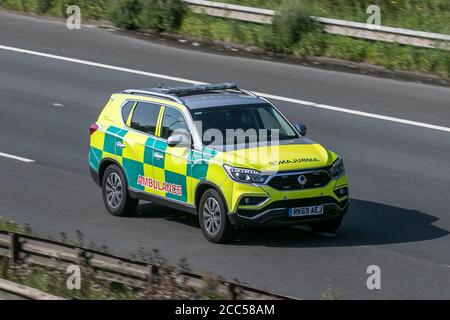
134;203;200;228
133;199;448;247
234;199;449;247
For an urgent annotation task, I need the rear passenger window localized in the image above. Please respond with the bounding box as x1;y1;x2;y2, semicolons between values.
130;102;160;135
121;101;135;123
161;107;190;140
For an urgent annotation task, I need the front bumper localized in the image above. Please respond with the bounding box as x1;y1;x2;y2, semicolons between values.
227;196;349;226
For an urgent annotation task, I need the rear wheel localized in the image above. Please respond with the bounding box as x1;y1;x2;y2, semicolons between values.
309;216;343;233
199;189;234;243
102;164;138;217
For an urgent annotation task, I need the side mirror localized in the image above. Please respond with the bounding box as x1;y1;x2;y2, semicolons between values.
167;134;191;148
294;123;307;136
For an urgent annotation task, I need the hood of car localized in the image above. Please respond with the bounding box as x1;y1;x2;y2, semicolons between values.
214;141;337;173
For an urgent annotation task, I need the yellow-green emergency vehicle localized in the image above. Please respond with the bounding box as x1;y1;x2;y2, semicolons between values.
89;83;349;243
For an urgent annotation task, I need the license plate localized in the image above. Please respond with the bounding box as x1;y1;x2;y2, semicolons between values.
289;205;323;217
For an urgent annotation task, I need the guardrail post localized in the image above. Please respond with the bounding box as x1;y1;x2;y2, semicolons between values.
150;264;160;284
227;282;241;300
9;233;20;266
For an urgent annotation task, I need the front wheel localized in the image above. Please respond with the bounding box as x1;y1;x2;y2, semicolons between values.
309;216;343;233
102;164;138;217
199;189;234;243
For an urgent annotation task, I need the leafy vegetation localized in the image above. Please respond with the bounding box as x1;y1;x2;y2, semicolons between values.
219;0;450;34
180;12;450;77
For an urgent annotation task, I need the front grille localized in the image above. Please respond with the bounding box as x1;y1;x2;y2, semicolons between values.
237;196;348;217
267;171;331;190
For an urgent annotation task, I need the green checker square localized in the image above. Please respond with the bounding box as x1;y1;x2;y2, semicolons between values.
152;139;167;169
89;147;102;172
115;129;128;158
144;136;156;165
123;158;144;191
154;139;167;152
106;126;123;135
103;133;116;155
165;170;187;202
116;129;128;138
203;147;218;160
191;160;209;180
190;150;209;180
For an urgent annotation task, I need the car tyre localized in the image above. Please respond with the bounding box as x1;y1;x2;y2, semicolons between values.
199;189;234;243
102;164;138;217
309;216;343;233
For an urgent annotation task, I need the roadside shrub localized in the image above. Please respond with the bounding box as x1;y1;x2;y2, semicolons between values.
1;0;38;11
110;0;144;30
270;0;322;52
36;0;53;13
139;0;187;32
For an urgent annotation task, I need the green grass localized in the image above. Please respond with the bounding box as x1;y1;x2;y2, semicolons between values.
0;218;32;234
220;0;450;34
0;257;144;299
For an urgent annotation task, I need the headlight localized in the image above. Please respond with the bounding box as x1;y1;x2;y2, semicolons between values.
329;157;345;177
224;165;267;184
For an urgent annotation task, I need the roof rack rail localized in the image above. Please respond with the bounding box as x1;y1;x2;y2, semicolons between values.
123;83;257;103
122;89;185;104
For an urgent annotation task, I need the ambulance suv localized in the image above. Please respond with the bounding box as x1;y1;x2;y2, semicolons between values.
89;83;349;243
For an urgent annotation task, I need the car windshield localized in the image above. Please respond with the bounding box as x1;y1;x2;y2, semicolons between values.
190;103;298;147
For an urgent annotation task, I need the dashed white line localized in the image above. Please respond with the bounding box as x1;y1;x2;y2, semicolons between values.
0;152;35;163
1;44;449;134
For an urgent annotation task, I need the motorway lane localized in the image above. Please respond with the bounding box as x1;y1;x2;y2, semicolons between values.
0;11;449;298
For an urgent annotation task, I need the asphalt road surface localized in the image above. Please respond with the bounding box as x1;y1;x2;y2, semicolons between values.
0;11;449;299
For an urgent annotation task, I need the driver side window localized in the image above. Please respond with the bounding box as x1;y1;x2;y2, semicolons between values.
161;107;190;140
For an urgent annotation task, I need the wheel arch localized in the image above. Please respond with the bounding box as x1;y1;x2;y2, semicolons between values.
195;181;229;213
98;158;128;187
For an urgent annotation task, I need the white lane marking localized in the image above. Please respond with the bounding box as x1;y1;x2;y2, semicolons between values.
1;44;449;133
0;152;35;163
255;92;450;133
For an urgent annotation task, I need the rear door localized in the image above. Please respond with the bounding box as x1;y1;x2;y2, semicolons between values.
120;101;162;193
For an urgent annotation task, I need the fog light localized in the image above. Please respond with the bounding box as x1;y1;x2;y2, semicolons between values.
239;197;268;206
334;187;348;198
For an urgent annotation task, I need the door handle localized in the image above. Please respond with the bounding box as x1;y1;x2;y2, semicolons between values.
153;152;164;160
116;142;126;149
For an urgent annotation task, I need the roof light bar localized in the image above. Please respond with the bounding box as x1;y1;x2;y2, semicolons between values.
161;83;238;95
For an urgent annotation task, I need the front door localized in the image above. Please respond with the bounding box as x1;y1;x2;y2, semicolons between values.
153;106;192;204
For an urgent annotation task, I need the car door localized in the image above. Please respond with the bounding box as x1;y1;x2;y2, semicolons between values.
120;101;162;193
154;105;192;204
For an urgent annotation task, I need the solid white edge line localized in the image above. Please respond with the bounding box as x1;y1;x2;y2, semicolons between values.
0;152;35;163
1;44;449;134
